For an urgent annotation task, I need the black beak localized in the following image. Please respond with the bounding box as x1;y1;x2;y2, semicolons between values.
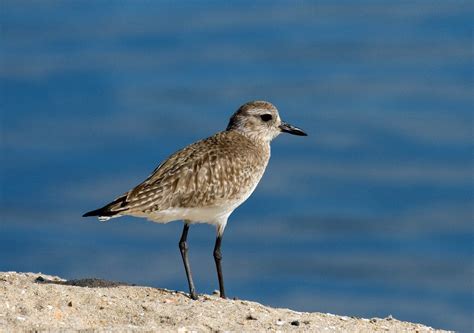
279;121;307;136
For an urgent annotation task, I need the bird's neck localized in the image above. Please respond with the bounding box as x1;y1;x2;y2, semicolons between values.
227;129;272;148
225;130;271;167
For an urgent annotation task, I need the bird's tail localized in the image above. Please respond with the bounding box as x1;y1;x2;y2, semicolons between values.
82;194;129;221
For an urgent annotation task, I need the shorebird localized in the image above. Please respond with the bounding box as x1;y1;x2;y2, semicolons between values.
83;101;307;300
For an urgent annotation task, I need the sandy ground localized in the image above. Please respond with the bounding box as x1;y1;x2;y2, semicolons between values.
0;272;450;332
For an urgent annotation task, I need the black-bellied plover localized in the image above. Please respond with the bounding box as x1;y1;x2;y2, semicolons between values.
83;101;307;300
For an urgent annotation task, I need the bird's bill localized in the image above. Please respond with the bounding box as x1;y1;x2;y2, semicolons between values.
279;121;307;136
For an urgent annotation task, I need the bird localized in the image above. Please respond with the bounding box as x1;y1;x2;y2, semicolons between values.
83;100;307;300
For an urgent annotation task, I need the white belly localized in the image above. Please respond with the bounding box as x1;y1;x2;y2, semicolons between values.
144;205;233;225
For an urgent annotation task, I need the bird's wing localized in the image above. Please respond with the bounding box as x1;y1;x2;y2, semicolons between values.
122;132;268;213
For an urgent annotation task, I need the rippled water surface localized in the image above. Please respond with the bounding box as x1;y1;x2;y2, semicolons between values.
1;1;472;331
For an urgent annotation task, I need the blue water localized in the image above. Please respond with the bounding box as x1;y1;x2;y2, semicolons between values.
1;1;472;331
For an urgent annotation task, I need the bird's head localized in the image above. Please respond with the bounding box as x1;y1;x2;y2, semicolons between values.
226;100;307;142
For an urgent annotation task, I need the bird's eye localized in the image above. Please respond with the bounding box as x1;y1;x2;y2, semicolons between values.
260;114;273;122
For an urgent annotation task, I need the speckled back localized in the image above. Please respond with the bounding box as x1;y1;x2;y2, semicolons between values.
120;130;270;214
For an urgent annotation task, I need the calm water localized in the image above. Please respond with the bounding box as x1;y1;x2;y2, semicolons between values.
1;1;473;331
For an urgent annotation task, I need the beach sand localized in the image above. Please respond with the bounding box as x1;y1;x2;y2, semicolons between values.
0;272;450;332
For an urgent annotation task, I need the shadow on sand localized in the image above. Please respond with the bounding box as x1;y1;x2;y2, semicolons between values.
34;275;135;288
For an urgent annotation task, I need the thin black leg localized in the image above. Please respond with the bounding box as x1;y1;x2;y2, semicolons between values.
179;223;198;300
213;235;226;299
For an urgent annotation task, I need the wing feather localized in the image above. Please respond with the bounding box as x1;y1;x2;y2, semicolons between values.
121;131;269;214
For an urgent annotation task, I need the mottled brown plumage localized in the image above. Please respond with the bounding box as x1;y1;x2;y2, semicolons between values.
83;100;307;300
125;130;269;215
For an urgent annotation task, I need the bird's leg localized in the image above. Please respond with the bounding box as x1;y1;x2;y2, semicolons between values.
179;223;198;300
213;234;226;299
